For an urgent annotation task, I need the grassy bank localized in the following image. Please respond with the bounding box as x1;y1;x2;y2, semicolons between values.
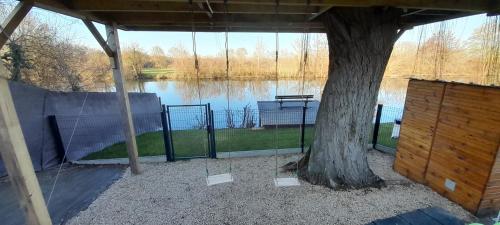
83;123;397;160
141;68;175;79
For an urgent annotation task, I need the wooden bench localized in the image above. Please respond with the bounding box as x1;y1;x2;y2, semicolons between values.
275;95;314;109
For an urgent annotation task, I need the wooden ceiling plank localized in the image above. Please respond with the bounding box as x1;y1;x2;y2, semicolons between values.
308;5;334;21
69;0;318;15
31;0;498;32
94;12;310;24
62;0;498;12
34;0;104;23
126;25;325;32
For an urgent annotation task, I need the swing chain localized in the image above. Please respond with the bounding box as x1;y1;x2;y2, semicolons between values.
189;0;209;177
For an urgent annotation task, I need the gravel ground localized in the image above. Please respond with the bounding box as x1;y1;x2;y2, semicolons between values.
67;150;474;225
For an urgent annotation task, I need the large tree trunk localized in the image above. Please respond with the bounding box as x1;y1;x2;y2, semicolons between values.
302;7;405;188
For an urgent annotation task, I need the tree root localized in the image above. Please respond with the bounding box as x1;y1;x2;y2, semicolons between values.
281;146;386;190
280;146;310;176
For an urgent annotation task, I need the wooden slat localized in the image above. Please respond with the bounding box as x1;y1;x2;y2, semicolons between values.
425;169;482;212
396;80;500;215
432;132;496;164
438;114;500;143
426;82;500;214
427;152;489;191
478;145;500;216
394;80;445;183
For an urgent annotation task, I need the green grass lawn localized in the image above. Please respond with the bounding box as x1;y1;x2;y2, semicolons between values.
376;123;398;148
141;68;175;79
83;123;397;160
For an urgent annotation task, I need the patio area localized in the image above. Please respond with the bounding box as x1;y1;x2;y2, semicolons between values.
0;165;125;225
67;150;474;225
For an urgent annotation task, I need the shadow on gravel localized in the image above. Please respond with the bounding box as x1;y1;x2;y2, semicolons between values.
0;164;126;225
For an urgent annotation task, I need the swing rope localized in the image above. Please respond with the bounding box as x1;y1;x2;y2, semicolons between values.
223;0;233;174
274;0;280;178
295;0;311;177
189;0;209;177
47;92;89;207
273;0;311;180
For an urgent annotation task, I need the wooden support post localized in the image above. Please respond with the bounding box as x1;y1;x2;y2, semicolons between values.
0;66;52;225
81;19;114;57
0;1;33;48
308;5;334;21
0;2;52;224
105;23;141;174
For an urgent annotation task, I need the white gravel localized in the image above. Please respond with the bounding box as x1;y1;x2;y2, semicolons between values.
67;150;474;225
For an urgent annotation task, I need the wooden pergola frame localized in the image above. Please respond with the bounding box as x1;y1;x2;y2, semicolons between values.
0;0;497;224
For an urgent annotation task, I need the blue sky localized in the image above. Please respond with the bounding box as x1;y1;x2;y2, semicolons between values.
31;5;489;56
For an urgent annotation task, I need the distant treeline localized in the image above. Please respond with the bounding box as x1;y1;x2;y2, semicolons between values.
159;35;329;80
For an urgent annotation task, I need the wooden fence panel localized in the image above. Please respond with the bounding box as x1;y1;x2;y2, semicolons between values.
394;80;445;183
395;80;500;214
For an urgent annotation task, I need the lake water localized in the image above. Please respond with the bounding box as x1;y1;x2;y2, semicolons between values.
126;77;410;111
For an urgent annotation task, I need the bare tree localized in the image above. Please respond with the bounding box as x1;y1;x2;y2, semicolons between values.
225;109;236;128
150;46;170;68
123;43;148;80
254;38;266;75
466;18;500;85
168;43;192;78
240;104;256;128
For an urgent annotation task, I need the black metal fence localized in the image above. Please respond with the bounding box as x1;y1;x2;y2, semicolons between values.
160;103;402;160
163;104;212;160
210;108;311;152
372;104;404;153
160;104;313;161
47;102;403;162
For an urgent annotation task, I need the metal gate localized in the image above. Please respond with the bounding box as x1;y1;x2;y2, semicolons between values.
165;104;215;160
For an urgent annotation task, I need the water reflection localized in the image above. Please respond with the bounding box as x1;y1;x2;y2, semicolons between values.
125;77;408;110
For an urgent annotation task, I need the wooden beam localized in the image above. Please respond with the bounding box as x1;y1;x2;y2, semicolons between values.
32;0;497;32
62;0;318;14
46;0;499;12
0;1;33;48
127;25;325;32
105;23;141;175
401;11;475;27
33;0;105;24
0;3;52;225
401;9;426;17
82;19;114;57
308;5;334;21
197;2;213;19
0;62;52;224
94;12;310;24
123;20;323;29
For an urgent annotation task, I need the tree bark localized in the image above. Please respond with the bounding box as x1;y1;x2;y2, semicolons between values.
301;7;405;188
